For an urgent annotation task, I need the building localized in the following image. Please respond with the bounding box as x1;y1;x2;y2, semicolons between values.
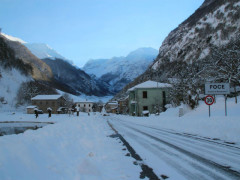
105;101;118;113
31;95;66;114
117;96;129;114
128;80;172;116
76;101;94;112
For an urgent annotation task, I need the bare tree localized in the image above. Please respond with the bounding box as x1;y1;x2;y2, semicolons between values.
208;37;240;103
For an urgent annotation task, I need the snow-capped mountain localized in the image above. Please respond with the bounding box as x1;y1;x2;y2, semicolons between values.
0;32;110;97
24;43;67;60
152;0;240;69
1;33;72;63
83;47;158;93
1;33;27;44
0;33;53;81
42;58;111;96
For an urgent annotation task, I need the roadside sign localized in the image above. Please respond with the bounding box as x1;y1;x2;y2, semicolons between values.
205;95;214;117
205;95;214;106
205;83;230;95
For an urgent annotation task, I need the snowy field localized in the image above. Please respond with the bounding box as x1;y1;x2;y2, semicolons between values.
0;96;239;179
0;113;141;180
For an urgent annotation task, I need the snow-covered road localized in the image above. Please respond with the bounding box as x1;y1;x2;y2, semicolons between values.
108;116;240;180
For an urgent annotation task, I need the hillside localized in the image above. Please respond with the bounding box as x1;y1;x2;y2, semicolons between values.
42;58;111;96
0;34;53;81
0;36;31;108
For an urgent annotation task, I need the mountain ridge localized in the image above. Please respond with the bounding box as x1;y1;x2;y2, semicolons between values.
83;47;158;93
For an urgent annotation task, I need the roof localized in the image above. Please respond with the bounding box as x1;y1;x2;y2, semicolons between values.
31;95;63;100
76;101;94;103
128;80;172;91
107;101;118;105
26;105;37;109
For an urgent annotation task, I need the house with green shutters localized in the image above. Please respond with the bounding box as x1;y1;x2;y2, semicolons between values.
128;80;172;116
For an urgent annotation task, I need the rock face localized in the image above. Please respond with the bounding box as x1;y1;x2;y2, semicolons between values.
83;47;158;93
42;58;111;96
114;0;240;99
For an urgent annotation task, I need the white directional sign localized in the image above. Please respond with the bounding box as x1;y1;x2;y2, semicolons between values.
205;83;230;95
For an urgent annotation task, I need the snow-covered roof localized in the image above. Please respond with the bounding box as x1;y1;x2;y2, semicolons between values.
128;80;172;91
26;105;37;109
76;101;94;103
31;95;63;100
108;101;118;105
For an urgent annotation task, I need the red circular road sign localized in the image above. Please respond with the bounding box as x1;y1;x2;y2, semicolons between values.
205;95;214;105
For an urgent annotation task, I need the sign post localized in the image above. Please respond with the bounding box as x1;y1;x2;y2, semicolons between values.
225;95;227;116
205;83;230;116
205;95;214;117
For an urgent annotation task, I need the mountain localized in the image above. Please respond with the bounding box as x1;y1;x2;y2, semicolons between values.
0;33;53;81
151;0;240;68
83;47;158;93
25;43;66;60
0;35;57;108
114;0;240;100
42;58;111;96
0;33;110;97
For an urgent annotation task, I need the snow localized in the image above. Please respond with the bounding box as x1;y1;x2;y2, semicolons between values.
0;67;30;110
26;106;37;108
128;80;172;91
106;96;240;179
31;95;63;100
0;113;141;179
1;33;27;44
82;48;158;91
0;96;239;179
24;43;67;60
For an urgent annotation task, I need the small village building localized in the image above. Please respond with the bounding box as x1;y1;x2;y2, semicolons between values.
128;80;172;116
117;96;129;114
105;101;118;113
76;101;94;112
26;105;37;114
31;95;66;114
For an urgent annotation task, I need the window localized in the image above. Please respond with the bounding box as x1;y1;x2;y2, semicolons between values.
143;91;148;98
143;106;148;110
89;104;91;107
84;104;86;107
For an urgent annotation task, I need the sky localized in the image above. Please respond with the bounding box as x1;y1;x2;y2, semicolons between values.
0;0;204;67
